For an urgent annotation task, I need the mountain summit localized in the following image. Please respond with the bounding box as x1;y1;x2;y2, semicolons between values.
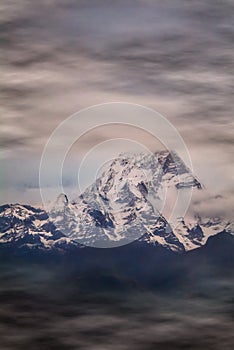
48;151;232;251
0;151;232;253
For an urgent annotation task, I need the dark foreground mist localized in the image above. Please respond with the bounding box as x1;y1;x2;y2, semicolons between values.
0;233;234;350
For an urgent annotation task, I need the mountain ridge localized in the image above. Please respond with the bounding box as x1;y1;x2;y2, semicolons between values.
0;151;233;253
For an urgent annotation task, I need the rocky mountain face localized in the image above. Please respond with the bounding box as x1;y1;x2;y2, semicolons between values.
0;204;78;252
0;151;232;253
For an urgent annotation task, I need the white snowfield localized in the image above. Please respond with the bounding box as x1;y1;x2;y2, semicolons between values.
0;151;233;252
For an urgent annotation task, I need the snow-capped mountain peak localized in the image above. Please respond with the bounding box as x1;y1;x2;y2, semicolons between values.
0;203;76;251
0;151;232;253
47;151;216;250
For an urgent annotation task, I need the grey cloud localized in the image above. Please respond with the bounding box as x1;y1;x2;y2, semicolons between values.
0;0;233;204
190;190;234;221
1;263;234;350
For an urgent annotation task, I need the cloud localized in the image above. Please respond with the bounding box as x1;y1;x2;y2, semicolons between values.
190;189;234;221
0;0;234;204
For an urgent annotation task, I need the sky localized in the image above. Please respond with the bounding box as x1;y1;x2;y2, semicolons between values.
1;0;234;212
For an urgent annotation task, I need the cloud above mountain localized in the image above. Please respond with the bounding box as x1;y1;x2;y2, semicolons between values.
0;0;233;205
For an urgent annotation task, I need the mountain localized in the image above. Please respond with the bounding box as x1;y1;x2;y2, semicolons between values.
0;151;233;254
49;151;232;251
0;203;78;252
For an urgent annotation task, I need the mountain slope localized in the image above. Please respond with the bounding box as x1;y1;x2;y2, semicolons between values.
0;151;232;253
49;151;232;251
0;204;77;252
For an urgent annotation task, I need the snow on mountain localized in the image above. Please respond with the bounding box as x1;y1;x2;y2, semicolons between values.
48;151;232;251
0;203;77;252
0;151;232;253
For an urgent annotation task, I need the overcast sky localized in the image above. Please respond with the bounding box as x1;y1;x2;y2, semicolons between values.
1;0;234;211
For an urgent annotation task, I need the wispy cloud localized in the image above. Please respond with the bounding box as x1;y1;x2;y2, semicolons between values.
1;0;234;204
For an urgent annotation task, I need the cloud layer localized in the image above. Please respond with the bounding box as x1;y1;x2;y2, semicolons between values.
1;0;234;205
